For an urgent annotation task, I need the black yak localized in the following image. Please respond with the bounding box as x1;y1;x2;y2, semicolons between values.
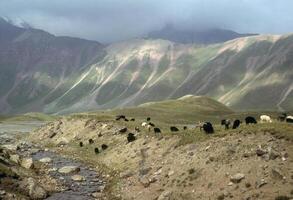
116;115;126;121
245;116;257;125
170;126;179;132
101;144;108;150
154;127;161;133
232;120;241;129
127;133;136;142
147;117;151;121
94;147;99;154
221;119;231;129
79;142;83;147
203;122;214;134
89;139;94;144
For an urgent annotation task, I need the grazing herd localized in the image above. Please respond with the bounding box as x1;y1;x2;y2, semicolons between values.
81;113;292;154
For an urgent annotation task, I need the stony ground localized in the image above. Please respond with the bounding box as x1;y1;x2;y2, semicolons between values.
21;116;293;200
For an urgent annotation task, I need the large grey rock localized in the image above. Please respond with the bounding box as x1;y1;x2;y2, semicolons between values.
58;166;80;174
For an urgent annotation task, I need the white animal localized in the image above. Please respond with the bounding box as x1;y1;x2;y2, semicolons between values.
147;124;152;131
260;115;272;123
141;122;148;127
286;116;293;120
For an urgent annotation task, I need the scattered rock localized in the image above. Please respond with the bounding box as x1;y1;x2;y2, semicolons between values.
25;177;47;199
71;175;85;182
158;190;173;200
21;158;34;169
2;144;19;151
255;179;267;188
120;170;134;178
168;170;174;177
139;177;150;187
39;157;52;163
9;154;20;164
230;173;245;183
58;166;80;174
139;167;152;176
271;168;284;180
256;148;266;156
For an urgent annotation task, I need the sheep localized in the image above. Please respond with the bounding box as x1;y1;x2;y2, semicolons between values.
232;119;241;129
135;127;140;132
221;119;231;129
127;133;136;142
94;147;99;154
202;122;214;134
101;144;108;150
141;122;148;127
170;126;179;132
245;116;257;125
89;139;94;144
286;116;293;123
260;115;272;123
147;124;152;132
154;127;161;133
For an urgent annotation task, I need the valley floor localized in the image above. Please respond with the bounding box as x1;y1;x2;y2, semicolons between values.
12;115;293;200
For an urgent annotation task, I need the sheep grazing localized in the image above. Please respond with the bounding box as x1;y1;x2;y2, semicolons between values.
94;147;99;154
130;118;135;121
79;142;83;147
127;133;136;142
101;144;108;150
154;127;161;133
170;126;179;132
183;126;187;130
221;119;231;129
147;117;151;121
147;124;152;132
245;116;257;125
89;139;94;144
116;115;126;121
286;116;293;123
202;122;214;134
232;119;241;129
260;115;272;123
141;122;148;127
135;127;140;132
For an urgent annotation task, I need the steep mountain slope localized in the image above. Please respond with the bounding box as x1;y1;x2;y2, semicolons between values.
147;24;257;44
0;18;292;114
45;35;292;114
0;18;105;114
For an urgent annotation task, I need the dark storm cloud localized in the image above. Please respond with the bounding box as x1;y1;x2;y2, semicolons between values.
1;0;293;43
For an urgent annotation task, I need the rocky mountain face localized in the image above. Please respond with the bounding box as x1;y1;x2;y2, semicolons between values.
0;18;292;114
147;24;257;44
0;18;105;114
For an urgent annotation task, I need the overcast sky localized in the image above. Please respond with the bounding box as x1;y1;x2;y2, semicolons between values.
1;0;293;43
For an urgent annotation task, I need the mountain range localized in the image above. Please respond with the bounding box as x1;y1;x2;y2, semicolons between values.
0;18;292;114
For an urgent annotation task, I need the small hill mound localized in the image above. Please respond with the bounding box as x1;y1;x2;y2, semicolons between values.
110;95;233;124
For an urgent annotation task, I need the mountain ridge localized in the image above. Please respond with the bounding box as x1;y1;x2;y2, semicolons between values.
0;19;292;114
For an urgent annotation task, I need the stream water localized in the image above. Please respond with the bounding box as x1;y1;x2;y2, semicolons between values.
0;121;105;200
